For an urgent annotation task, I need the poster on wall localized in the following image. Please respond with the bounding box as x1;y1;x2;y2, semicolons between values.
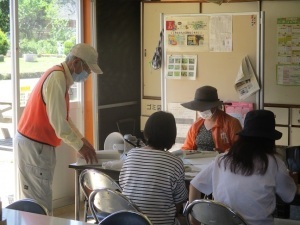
164;15;210;52
224;102;253;127
277;17;300;85
166;55;197;80
164;15;232;53
209;15;233;52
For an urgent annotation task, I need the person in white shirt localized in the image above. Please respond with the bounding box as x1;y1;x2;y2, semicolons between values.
189;110;297;225
15;43;102;213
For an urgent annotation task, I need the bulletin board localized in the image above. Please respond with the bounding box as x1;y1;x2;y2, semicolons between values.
161;12;263;110
161;12;263;148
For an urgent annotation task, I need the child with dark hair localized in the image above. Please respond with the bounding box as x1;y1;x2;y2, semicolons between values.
119;111;188;225
189;110;296;225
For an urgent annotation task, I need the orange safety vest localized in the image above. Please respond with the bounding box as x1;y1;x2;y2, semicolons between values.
18;65;69;147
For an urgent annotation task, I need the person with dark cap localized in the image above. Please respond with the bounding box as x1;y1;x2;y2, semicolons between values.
181;85;242;153
15;43;103;213
189;110;297;225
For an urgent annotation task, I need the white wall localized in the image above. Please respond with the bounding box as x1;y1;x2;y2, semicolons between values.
262;1;300;105
52;144;77;208
52;102;83;208
197;0;300;105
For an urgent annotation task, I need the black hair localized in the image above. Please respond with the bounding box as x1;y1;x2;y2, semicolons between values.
219;136;278;176
143;111;176;151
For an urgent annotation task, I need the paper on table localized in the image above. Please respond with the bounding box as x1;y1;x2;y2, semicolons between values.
185;172;200;179
76;150;121;165
234;56;260;100
102;160;124;171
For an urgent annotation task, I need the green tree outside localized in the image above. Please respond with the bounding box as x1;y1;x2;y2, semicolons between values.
0;29;9;55
0;0;76;55
0;0;9;33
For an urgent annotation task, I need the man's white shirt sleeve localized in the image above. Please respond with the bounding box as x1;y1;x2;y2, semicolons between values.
43;71;83;151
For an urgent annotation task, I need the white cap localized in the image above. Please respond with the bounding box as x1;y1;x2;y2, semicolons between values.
70;43;103;74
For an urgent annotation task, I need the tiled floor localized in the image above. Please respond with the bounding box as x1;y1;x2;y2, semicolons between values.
0;150;14;207
53;202;85;221
0;138;13;151
52;202;188;224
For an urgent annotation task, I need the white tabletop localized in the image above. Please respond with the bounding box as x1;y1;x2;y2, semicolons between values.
1;208;90;225
183;156;216;180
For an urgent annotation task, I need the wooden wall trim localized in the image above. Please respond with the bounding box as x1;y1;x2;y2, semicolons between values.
83;0;94;146
264;103;300;108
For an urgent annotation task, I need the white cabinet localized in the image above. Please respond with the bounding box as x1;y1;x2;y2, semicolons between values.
291;108;300;146
264;105;300;146
141;2;200;99
291;108;300;126
275;127;289;146
290;128;300;146
140;99;161;130
264;107;289;125
264;107;289;146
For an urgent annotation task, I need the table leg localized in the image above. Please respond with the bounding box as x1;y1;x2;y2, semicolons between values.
74;169;80;220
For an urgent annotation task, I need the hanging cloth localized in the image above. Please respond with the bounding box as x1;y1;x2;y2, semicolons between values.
151;29;164;70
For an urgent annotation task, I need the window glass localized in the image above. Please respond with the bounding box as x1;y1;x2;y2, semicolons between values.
0;0;80;206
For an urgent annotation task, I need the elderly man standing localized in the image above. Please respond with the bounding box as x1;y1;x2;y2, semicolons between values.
15;43;102;213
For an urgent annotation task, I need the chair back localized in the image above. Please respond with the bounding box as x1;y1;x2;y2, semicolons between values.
89;188;140;224
6;198;49;215
99;210;152;225
286;146;300;172
79;169;122;199
79;169;122;222
184;199;248;225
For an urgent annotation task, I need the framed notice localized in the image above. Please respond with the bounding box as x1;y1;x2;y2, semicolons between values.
277;17;300;85
166;55;197;80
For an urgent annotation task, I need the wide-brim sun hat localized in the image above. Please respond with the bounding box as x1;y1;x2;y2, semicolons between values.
181;86;223;112
70;43;103;74
237;110;282;140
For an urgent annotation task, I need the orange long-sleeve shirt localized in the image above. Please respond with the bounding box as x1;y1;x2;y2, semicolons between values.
181;110;242;153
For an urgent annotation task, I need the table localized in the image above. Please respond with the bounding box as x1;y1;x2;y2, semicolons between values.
68;156;215;220
1;208;90;225
69;157;300;221
68;163;121;220
183;156;216;181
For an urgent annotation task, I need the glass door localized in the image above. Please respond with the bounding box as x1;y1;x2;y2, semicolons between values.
0;0;83;207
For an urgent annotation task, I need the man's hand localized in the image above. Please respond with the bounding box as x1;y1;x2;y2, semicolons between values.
78;138;98;164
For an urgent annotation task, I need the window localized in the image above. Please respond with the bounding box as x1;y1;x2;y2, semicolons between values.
0;0;83;207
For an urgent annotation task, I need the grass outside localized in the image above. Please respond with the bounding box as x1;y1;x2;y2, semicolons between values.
0;55;66;75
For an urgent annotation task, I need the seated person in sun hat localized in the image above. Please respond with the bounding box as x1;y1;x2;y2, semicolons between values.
181;85;242;153
189;110;297;225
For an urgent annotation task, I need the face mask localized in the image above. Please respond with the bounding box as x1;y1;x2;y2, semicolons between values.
73;70;89;82
72;61;89;82
198;109;213;120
